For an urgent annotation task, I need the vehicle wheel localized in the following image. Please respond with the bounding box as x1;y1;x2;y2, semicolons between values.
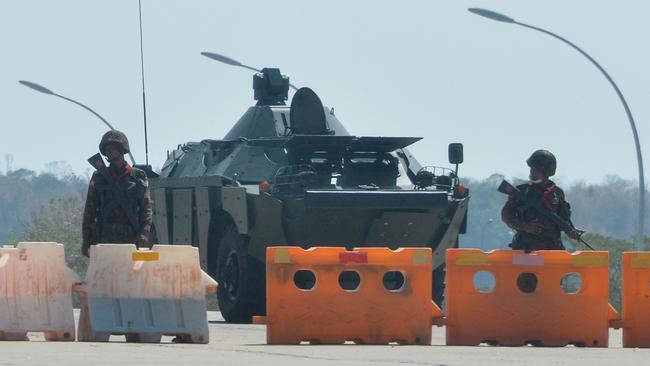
216;223;265;323
432;263;446;309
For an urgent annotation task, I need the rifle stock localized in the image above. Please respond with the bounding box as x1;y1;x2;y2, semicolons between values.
87;153;105;171
497;180;520;198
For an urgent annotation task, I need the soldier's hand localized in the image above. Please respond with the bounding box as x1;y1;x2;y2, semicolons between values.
135;234;149;247
521;222;544;235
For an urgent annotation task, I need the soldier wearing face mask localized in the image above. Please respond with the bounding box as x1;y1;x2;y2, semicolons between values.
81;130;152;257
501;150;580;251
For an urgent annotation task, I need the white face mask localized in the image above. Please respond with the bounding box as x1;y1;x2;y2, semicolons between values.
528;173;543;184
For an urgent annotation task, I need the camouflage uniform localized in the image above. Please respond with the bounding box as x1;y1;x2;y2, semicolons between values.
501;180;572;251
81;131;153;256
501;149;574;251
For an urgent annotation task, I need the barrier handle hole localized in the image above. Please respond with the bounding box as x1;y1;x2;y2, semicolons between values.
472;271;496;293
338;270;361;291
382;271;405;292
294;270;317;291
517;272;538;293
560;273;582;294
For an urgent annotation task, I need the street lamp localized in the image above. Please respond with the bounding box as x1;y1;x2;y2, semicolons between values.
468;7;646;250
200;51;299;91
19;80;136;165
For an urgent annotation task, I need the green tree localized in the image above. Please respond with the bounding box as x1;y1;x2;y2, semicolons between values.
580;233;647;311
0;169;86;243
20;197;87;277
461;174;513;249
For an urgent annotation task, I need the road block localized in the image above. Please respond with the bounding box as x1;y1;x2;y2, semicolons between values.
0;242;80;341
445;249;616;347
253;246;443;345
77;244;217;343
619;252;650;347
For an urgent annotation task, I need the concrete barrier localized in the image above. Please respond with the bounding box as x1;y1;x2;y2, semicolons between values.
0;242;80;341
77;244;217;343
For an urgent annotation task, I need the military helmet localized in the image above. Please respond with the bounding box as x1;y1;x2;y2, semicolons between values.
99;130;130;155
526;149;556;176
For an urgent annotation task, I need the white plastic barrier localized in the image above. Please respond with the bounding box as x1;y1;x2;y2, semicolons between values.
77;244;217;343
0;242;80;341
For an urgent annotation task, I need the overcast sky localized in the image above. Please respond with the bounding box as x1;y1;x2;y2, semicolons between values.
1;0;648;184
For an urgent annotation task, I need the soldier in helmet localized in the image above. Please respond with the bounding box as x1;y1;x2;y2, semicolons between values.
81;130;153;257
501;150;580;252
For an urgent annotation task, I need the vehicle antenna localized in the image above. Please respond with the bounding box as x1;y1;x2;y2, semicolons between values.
138;0;149;165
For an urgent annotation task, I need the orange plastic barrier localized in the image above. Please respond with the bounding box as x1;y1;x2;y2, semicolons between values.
620;252;650;347
254;247;443;345
445;249;616;347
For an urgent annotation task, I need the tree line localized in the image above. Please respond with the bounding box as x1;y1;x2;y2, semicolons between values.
1;168;648;309
0;168;87;243
461;173;649;249
2;169;647;246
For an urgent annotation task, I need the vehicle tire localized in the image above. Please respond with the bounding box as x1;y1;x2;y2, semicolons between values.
432;263;446;309
216;223;265;323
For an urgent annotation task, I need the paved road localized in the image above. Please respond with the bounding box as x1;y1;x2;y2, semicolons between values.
4;312;650;366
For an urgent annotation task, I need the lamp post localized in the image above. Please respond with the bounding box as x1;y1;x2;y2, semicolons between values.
200;51;299;91
19;80;136;165
468;7;645;249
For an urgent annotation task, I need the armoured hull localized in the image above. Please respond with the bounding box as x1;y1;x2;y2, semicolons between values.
150;68;469;322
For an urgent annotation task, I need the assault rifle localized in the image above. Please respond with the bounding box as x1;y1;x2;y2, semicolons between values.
498;180;595;250
88;153;140;234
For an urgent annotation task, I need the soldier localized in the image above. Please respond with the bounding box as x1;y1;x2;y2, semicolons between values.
501;150;579;252
81;130;153;257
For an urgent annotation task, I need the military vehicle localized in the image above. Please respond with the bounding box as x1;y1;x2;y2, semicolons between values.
150;67;469;323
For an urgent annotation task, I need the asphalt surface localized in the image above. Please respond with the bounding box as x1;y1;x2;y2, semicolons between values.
3;312;650;366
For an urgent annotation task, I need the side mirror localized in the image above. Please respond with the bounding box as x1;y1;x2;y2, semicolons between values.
448;143;464;165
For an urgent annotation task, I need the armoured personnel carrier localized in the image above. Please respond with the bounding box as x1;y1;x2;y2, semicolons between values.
150;68;469;322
